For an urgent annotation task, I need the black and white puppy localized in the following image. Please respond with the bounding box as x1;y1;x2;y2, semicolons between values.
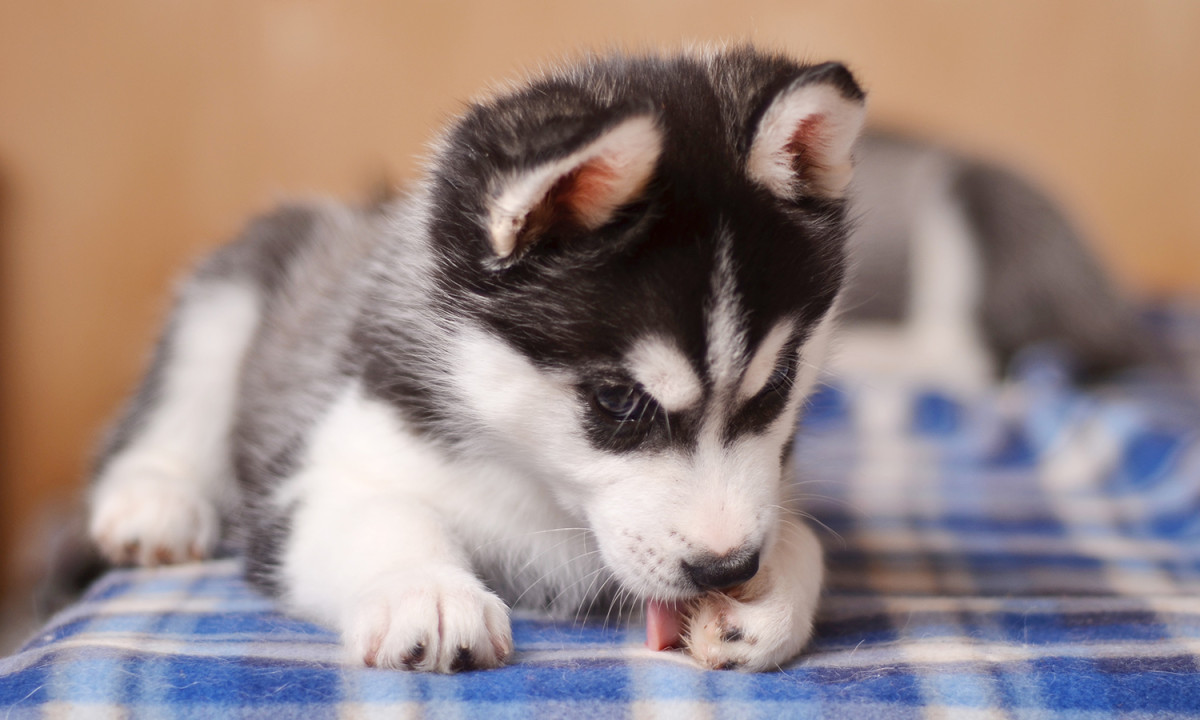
87;48;866;672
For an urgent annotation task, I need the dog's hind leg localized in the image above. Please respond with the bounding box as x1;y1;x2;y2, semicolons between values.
88;273;261;566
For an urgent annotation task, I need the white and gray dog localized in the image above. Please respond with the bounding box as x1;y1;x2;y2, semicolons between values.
88;48;867;673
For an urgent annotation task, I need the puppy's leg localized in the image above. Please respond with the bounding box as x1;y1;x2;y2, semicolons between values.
684;512;823;671
274;384;513;673
89;279;259;566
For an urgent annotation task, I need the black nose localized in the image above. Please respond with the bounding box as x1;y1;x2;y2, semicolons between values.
682;548;761;591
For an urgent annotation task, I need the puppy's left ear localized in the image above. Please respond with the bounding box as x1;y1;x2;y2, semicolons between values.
748;63;866;200
487;114;662;260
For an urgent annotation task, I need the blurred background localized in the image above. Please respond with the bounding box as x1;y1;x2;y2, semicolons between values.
1;1;1197;646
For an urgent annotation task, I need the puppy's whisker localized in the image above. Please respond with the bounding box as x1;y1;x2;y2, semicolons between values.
769;503;845;547
787;493;853;507
781;491;862;514
509;529;590;576
511;549;603;608
604;586;633;632
547;562;604;612
570;567;612;626
520;527;592;537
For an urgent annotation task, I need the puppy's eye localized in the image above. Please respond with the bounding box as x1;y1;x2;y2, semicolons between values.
593;384;652;421
760;357;793;397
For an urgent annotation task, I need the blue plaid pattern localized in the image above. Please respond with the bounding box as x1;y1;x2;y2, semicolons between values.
4;326;1200;717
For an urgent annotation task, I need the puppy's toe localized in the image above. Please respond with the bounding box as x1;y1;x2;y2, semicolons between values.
684;582;814;672
346;568;513;673
686;593;754;670
89;460;219;567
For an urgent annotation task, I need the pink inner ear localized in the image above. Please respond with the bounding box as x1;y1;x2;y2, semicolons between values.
785;114;829;174
554;158;622;227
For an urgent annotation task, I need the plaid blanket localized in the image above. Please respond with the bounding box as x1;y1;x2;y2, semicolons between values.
4;327;1200;717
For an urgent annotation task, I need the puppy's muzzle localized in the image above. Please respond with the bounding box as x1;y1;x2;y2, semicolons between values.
683;547;761;591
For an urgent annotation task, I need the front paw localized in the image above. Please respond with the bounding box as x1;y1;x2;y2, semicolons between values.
344;567;513;673
683;522;822;671
683;583;809;671
89;461;219;566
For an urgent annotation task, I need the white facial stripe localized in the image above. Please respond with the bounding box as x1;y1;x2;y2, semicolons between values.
626;336;703;412
704;230;747;389
738;320;795;400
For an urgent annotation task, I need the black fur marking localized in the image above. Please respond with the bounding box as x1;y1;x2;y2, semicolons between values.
576;371;703;453
404;643;427;670
450;646;476;672
356;332;454;443
416;51;852;456
724;343;803;443
241;509;292;596
798;61;865;102
779;433;798;468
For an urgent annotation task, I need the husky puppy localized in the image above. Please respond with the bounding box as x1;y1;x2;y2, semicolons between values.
87;48;866;673
837;132;1152;392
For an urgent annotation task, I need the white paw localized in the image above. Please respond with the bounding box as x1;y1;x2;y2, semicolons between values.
89;458;220;566
344;567;513;673
684;522;822;671
683;582;812;671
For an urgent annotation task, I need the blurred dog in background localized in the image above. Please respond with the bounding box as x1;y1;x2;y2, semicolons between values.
837;131;1153;393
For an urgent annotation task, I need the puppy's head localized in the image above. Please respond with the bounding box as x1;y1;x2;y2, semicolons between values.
427;49;865;602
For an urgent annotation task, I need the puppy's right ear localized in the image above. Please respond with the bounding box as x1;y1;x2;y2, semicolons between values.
747;63;866;201
486;114;662;261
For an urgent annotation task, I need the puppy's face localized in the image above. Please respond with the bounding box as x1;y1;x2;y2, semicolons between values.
575;312;838;601
447;237;840;602
430;52;864;604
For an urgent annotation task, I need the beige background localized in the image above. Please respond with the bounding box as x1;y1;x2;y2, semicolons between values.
1;1;1198;598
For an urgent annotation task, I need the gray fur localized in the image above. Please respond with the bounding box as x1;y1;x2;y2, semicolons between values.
223;201;400;587
845;132;1153;379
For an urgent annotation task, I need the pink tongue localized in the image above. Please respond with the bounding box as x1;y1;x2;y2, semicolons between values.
645;599;685;651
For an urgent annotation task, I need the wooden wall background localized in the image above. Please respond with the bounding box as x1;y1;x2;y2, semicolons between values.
1;1;1198;596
